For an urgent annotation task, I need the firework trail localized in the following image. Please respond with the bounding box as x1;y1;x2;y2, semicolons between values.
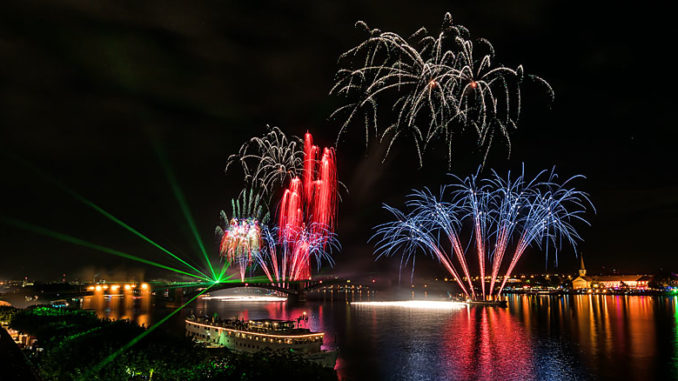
370;204;469;296
480;167;543;297
494;170;593;295
221;132;340;284
405;186;475;297
330;12;554;167
276;132;338;280
257;223;340;284
225;125;304;195
215;188;270;282
372;166;592;299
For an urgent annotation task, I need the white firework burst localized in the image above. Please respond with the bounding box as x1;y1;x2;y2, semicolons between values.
225;125;304;195
330;12;554;167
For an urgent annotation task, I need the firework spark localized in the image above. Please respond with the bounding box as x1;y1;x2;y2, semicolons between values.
221;132;340;284
372;166;593;299
225;125;303;195
275;132;339;280
257;223;340;284
331;12;554;167
216;188;270;282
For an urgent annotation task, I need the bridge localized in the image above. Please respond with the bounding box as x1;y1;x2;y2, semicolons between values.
74;278;349;303
172;278;346;303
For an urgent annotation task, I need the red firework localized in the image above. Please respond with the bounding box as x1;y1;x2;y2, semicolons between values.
277;132;337;280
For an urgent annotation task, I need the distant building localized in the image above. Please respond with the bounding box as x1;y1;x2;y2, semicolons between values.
572;255;592;289
571;255;651;290
590;275;651;289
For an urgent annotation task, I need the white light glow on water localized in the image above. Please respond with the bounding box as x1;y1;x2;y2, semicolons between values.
351;300;467;310
201;295;287;302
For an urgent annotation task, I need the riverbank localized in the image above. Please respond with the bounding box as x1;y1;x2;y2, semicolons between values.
503;289;672;296
0;325;40;380
3;305;337;380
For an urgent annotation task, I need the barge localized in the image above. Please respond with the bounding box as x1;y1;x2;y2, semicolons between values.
185;315;337;368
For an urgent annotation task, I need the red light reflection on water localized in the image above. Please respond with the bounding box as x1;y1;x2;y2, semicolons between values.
442;306;534;379
263;302;333;347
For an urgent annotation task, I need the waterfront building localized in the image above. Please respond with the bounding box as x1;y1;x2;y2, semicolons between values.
571;256;651;290
590;275;651;289
572;256;592;289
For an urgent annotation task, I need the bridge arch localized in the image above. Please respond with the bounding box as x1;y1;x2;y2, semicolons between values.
161;279;343;303
199;282;300;296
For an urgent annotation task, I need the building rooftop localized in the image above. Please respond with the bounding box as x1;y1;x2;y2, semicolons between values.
590;275;647;282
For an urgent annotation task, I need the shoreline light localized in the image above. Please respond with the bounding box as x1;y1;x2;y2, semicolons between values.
351;300;467;310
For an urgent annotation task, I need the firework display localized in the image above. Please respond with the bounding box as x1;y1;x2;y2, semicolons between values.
371;166;593;299
225;125;304;195
0;10;614;379
257;223;340;284
216;189;270;281
215;12;591;294
221;132;339;283
330;12;553;167
276;133;338;280
217;218;261;282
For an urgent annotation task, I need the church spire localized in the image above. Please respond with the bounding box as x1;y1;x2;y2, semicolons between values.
579;254;586;277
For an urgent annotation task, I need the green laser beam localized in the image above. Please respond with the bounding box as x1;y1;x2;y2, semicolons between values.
210;275;270;285
150;281;208;286
88;285;213;377
155;274;273;295
64;326;103;342
216;259;230;282
63;200;210;281
0;216;211;282
151;142;216;280
159;282;212;291
3;152;211;281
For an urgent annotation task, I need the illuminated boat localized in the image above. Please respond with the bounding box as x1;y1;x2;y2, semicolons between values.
50;299;69;308
185;315;337;368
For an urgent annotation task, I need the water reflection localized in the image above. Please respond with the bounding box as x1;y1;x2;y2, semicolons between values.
551;294;661;380
80;291;678;380
505;294;678;380
81;287;151;328
442;306;535;379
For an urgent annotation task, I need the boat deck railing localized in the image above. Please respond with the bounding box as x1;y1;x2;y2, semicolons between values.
186;316;318;337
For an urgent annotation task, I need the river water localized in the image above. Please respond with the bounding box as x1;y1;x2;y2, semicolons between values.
82;291;678;380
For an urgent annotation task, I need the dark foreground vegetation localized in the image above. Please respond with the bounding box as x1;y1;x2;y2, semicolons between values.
2;306;336;381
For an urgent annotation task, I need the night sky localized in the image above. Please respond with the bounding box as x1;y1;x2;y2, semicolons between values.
1;1;676;281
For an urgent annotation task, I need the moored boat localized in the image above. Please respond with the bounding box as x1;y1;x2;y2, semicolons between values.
185;314;337;368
